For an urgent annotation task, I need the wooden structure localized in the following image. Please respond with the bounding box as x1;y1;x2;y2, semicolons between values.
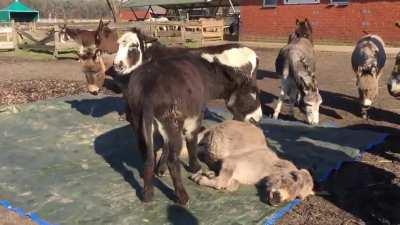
0;21;16;50
2;19;223;57
184;19;224;43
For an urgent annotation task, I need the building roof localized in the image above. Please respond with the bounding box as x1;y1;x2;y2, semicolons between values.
0;0;39;22
122;0;239;9
0;0;38;12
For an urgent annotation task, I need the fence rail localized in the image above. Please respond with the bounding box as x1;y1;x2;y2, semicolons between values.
3;19;225;57
0;21;17;50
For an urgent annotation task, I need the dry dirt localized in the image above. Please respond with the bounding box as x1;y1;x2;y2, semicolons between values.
0;48;399;225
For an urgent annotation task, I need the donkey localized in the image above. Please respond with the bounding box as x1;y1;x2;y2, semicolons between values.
288;18;313;44
192;120;314;206
94;19;119;54
351;34;386;118
78;47;122;95
113;29;258;80
273;20;322;125
116;35;262;204
59;19;117;54
388;52;400;98
59;24;97;53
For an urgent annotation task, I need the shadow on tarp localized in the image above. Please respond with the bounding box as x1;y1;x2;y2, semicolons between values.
65;96;125;118
93;125;176;202
167;205;199;225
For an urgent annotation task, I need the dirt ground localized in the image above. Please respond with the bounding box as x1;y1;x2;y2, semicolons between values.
0;48;399;225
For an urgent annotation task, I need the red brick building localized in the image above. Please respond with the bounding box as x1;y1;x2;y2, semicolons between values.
239;0;400;44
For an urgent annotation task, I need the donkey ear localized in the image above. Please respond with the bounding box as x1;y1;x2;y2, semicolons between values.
305;18;313;32
98;18;104;31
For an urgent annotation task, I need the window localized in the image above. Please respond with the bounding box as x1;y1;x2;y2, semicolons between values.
284;0;320;4
263;0;277;7
330;0;349;5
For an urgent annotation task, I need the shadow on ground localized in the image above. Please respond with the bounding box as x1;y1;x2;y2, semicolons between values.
320;90;400;126
322;159;400;225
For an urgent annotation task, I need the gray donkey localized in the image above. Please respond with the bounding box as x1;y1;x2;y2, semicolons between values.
273;19;322;125
351;34;386;118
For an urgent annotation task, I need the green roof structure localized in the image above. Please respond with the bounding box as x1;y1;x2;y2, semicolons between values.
0;0;39;22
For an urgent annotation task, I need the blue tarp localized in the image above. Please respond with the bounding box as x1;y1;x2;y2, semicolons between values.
0;95;386;225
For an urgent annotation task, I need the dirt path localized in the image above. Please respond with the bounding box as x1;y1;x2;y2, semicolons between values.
0;57;83;81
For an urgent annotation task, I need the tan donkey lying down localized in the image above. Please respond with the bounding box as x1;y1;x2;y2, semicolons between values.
191;120;314;206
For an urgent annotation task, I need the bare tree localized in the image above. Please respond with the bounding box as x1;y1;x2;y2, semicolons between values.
105;0;121;23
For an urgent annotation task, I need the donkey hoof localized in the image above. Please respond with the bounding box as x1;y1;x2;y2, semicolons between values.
142;190;154;202
155;166;169;177
176;191;189;206
187;163;201;174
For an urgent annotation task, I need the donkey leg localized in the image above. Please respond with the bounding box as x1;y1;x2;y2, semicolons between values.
183;116;202;173
191;161;237;191
165;126;189;205
273;90;285;119
186;134;202;174
156;146;169;177
140;114;156;202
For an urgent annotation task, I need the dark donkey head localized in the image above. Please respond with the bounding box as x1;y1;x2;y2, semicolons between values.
288;18;313;44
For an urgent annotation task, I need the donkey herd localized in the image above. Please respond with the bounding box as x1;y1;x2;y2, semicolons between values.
58;18;399;206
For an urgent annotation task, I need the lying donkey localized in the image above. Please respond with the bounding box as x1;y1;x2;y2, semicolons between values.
351;34;386;118
192;120;314;206
273;19;322;125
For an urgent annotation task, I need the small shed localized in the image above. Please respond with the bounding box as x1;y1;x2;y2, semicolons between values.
0;0;39;22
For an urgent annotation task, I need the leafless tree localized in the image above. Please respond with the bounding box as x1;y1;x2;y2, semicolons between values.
105;0;121;23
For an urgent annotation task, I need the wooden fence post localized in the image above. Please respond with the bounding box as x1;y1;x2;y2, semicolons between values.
11;20;17;50
53;25;59;58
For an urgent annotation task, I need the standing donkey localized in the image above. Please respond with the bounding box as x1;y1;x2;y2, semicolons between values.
351;34;386;118
388;52;400;98
113;30;262;205
273;19;322;125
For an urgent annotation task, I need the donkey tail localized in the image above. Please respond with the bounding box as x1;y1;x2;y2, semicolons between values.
141;100;154;157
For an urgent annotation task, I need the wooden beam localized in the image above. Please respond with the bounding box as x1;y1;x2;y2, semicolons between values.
144;6;151;19
129;7;139;21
